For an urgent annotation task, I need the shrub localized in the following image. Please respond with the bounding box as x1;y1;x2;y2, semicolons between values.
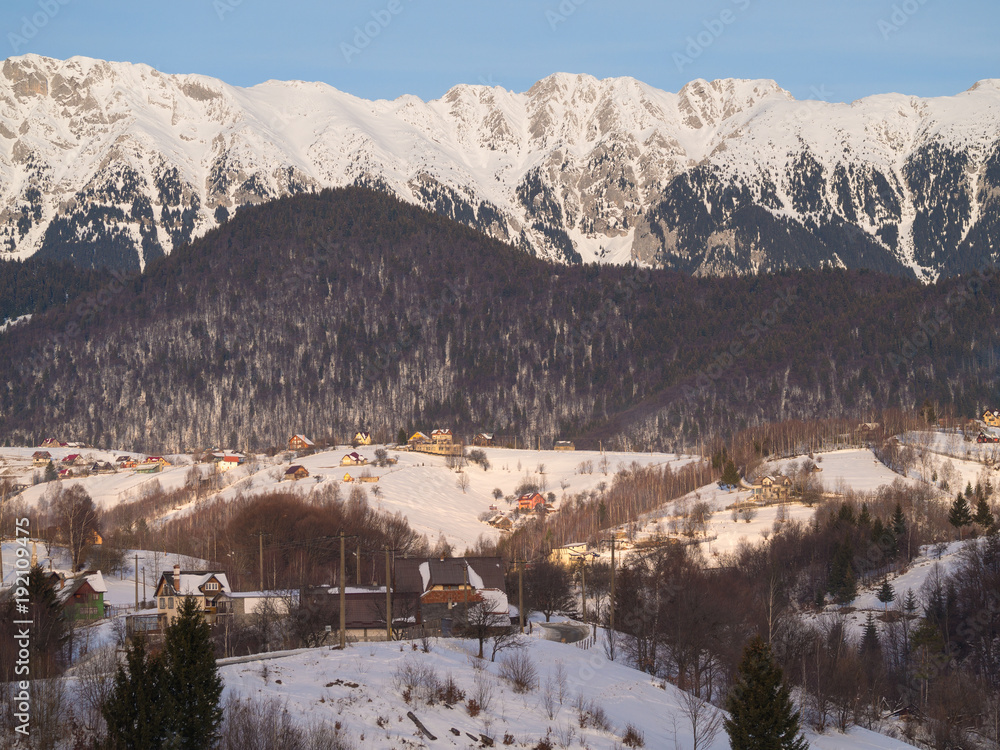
499;650;538;693
621;722;645;747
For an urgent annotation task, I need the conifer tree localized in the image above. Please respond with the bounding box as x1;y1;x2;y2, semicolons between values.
891;502;907;557
102;635;168;750
859;612;880;656
162;596;223;749
721;459;741;487
973;496;995;530
43;460;57;483
949;494;973;540
724;635;809;750
877;579;895;611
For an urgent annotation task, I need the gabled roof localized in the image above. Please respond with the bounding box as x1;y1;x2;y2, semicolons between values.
32;450;51;459
285;464;308;475
290;434;315;446
394;557;506;595
409;431;430;441
156;570;231;597
222;455;241;463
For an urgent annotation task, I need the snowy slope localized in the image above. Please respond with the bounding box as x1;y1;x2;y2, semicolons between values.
216;636;920;749
4;55;1000;277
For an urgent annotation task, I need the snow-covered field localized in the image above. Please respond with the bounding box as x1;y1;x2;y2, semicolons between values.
216;635;919;749
2;443;694;552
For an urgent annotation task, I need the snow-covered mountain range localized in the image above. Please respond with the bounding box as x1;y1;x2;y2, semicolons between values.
4;54;1000;278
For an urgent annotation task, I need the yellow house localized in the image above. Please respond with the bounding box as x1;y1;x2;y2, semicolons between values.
984;410;1000;428
353;431;373;445
550;542;589;566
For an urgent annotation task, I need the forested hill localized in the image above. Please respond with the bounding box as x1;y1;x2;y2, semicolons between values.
0;187;997;452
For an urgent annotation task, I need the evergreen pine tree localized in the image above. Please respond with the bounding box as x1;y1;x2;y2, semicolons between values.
891;502;907;557
162;596;223;749
877;579;895;611
102;635;168;750
973;496;995;529
965;482;974;499
859;612;880;656
397;428;407;445
858;503;872;529
724;636;809;750
26;565;68;677
902;588;918;617
721;459;741;487
43;460;58;482
949;494;973;539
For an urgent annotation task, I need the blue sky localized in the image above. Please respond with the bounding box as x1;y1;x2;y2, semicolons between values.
2;0;996;103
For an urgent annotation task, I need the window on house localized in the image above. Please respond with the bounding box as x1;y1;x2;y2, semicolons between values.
205;582;218;591
159;597;165;609
168;598;174;609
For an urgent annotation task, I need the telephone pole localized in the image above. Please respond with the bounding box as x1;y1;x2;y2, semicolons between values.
517;560;525;633
134;554;139;609
602;538;620;632
385;548;392;641
339;531;346;649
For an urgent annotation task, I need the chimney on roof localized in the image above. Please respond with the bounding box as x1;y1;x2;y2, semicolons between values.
173;564;181;593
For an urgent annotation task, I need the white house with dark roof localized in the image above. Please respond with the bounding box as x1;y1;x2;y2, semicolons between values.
154;564;232;627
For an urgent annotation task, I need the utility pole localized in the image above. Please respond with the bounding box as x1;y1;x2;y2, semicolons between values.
142;567;146;602
517;560;525;633
385;548;392;641
339;530;346;649
134;554;139;609
356;543;361;586
578;556;587;624
603;538;619;633
257;532;266;591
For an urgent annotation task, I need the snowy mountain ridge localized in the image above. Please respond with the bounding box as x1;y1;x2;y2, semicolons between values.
4;54;1000;278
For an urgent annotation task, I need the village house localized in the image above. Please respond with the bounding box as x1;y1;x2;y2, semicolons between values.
134;462;162;474
554;440;576;451
486;514;513;531
393;556;509;635
341;451;368;466
517;492;546;512
299;585;421;642
353;431;372;445
473;433;494;447
55;571;107;623
750;475;793;503
431;428;454;445
32;451;52;467
284;465;309;481
216;590;297;623
62;454;84;466
143;456;171;466
288;434;315;452
407;431;431;448
217;455;244;473
154;565;232;628
984;410;1000;428
549;542;590;567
